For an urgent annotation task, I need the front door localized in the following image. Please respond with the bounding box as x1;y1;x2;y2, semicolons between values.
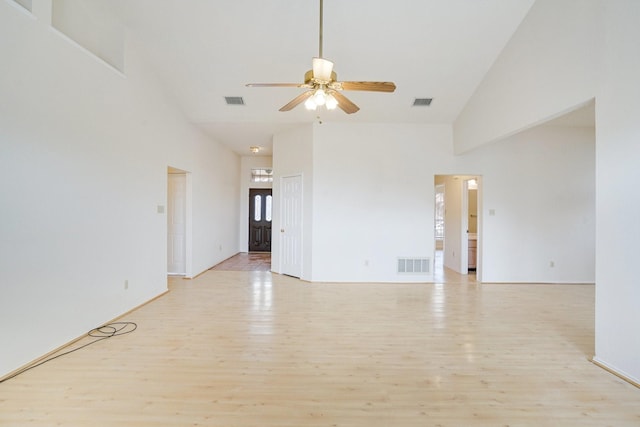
248;189;272;252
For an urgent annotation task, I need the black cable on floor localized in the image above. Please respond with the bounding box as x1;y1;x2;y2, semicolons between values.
0;321;137;384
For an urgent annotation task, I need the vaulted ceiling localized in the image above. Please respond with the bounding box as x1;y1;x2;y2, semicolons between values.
122;0;536;156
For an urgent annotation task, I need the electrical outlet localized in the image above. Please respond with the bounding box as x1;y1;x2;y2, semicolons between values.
124;280;129;290
550;261;555;268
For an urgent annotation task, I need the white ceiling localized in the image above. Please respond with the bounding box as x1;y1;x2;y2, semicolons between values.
123;0;537;156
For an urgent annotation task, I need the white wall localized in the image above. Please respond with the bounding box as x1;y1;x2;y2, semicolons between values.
310;123;454;283
0;1;239;377
179;135;239;276
593;0;640;384
271;124;314;279
457;125;596;283
454;0;639;382
454;0;601;153
302;122;594;284
239;156;272;253
51;0;124;71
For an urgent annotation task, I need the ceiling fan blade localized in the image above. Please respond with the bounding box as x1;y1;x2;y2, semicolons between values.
340;81;397;92
246;83;308;88
312;57;334;82
330;91;360;114
279;91;314;112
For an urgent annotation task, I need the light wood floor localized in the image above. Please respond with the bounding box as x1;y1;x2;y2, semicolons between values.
211;252;272;271
1;271;639;426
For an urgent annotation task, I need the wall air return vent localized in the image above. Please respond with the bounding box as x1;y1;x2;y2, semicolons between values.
397;258;430;274
225;96;245;105
412;98;433;107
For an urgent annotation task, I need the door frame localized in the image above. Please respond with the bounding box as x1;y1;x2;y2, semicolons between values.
278;174;303;278
167;167;193;277
434;174;482;280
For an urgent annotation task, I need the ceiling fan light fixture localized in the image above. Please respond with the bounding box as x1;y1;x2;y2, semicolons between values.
312;57;334;82
304;97;317;110
325;93;338;110
245;0;395;114
313;88;327;106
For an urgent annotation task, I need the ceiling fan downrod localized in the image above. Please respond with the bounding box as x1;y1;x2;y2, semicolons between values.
319;0;324;58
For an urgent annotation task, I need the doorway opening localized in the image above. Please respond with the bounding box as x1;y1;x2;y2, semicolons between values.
466;178;479;272
167;166;192;276
434;175;481;281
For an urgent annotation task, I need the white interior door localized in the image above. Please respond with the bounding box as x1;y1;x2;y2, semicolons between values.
461;178;470;274
280;175;303;278
167;173;186;275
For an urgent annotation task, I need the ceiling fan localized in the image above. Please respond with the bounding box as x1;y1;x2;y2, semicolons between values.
245;0;396;114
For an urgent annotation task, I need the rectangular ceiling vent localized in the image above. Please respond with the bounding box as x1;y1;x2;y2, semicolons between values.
413;98;433;107
397;258;430;274
225;96;245;105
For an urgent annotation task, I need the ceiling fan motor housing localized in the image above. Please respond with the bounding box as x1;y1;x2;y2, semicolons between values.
305;69;337;85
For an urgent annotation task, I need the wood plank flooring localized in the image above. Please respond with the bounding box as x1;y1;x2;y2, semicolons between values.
1;270;639;426
211;252;272;271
